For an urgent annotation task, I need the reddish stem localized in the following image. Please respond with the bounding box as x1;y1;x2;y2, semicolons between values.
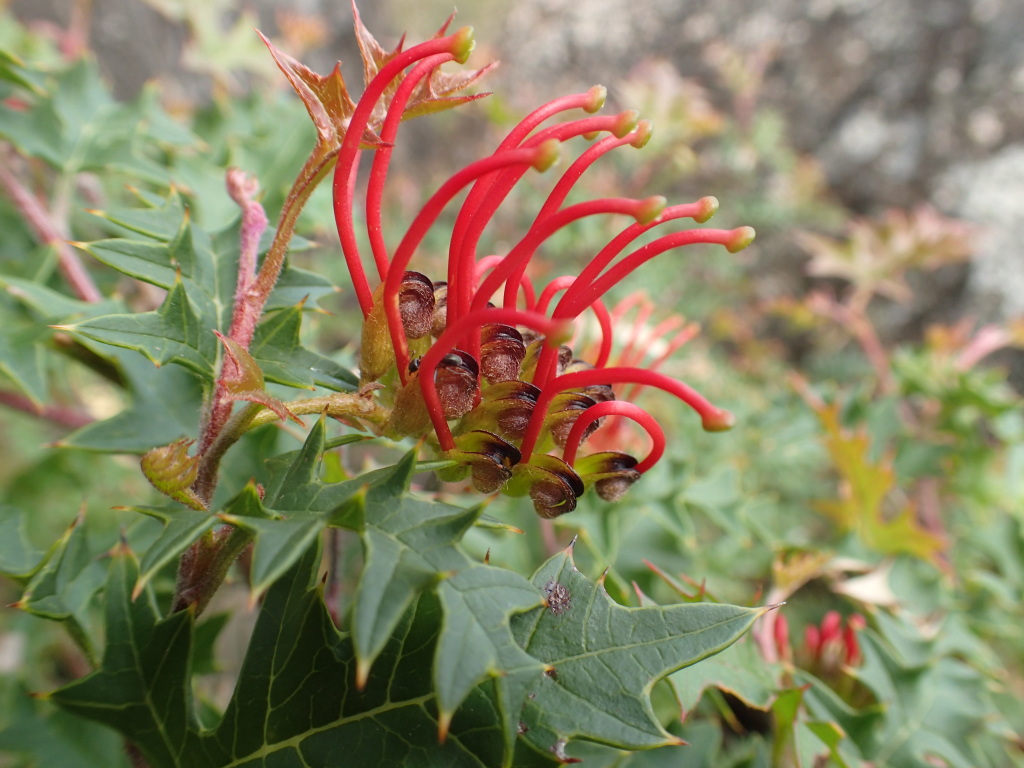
0;144;101;303
0;389;93;429
561;400;665;473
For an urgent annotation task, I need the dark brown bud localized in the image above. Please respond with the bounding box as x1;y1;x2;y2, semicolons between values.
546;392;598;447
507;455;585;519
455;381;540;440
444;430;522;493
480;323;526;383
436;350;480;420
573;451;641;502
399;271;435;340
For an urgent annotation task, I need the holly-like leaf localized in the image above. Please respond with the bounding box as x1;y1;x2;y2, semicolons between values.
63;190;355;391
48;545;197;768
671;635;781;717
512;545;768;758
0;504;44;582
60;354;203;453
48;539;524;768
64;277;218;379
254;418;546;748
250;303;357;391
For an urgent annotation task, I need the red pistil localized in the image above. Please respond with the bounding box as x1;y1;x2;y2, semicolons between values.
419;309;571;451
558;226;755;319
471;196;666;316
519;367;734;463
447;85;607;267
536;121;653;221
383;142;561;381
448;111;639;325
334;27;475;317
561;401;665;473
365;52;456;280
536;276;613;368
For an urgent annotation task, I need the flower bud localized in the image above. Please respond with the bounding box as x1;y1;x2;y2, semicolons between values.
572;451;640;502
436;349;480;420
442;430;522;493
455;380;540;440
506;454;585;518
398;270;436;340
480;323;526;383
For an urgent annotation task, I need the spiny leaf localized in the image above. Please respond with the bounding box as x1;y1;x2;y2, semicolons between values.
512;544;768;758
62;278;218;380
0;504;44;582
48;546;197;768
249;304;357;391
257;418;545;751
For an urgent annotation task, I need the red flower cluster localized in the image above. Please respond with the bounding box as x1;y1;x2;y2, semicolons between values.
328;17;754;516
774;611;866;675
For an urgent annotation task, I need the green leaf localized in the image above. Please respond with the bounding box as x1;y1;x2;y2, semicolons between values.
0;681;130;768
47;540;526;767
132;506;217;597
255;419;545;749
48;546;197;768
65;278;218;380
671;635;781;716
0;504;44;581
250;304;357;391
60;355;203;453
512;544;767;757
200;545;512;768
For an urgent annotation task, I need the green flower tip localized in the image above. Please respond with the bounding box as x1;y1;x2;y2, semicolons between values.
702;408;735;432
695;196;719;223
585;85;607;113
451;26;475;63
726;226;756;253
637;195;667;225
532;138;562;172
612;109;640;138
630;119;654;148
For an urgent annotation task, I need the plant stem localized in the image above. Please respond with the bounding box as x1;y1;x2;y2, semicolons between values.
0;389;93;428
0;143;102;303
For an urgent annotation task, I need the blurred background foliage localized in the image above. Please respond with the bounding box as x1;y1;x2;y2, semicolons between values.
1;0;1022;765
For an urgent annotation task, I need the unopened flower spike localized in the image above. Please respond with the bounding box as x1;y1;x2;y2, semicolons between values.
312;12;753;516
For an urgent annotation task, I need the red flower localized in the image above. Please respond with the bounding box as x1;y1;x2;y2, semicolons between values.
327;17;754;516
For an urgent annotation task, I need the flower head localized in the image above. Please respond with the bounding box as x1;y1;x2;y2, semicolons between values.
320;11;754;516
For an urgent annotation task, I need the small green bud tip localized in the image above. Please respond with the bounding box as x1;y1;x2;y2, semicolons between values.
702;408;735;432
695;196;719;223
726;226;756;253
612;109;640;138
630;120;654;148
637;195;667;224
532;138;561;172
585;85;607;113
451;27;475;63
